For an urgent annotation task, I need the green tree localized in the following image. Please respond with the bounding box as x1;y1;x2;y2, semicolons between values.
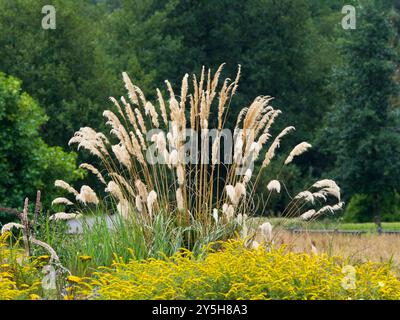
320;1;400;231
0;0;115;148
0;72;83;213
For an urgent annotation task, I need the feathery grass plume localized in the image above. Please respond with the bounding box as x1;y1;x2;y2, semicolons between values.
134;108;147;134
55;64;342;250
267;180;281;193
79;163;106;184
146;191;157;217
284;142;312;165
76;185;99;205
144;102;159;128
177;165;185;185
135;179;148;201
258;222;273;242
109;97;125;119
231;64;241;96
54;180;79;196
105;181;124;202
122;72;139;105
109;173;135;197
1;222;24;234
51;197;73;206
300;209;317;221
262;126;295;168
117;199;130;219
133;85;147;106
49;212;79;221
212;208;219;224
312;179;341;201
222;203;235;221
176;188;184;211
315;202;344;216
157;88;168;127
112;144;131;169
294;191;314;204
135;195;143;212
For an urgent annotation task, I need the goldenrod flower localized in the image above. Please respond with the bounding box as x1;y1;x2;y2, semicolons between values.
79;255;92;262
67;275;82;284
36;255;50;261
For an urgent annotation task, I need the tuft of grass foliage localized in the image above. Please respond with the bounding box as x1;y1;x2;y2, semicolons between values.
75;239;400;300
40;210;237;277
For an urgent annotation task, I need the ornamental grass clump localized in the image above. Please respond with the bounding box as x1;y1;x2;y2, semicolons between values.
53;64;343;248
76;239;400;300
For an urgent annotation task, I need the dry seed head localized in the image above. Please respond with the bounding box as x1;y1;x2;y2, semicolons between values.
105;181;124;202
49;212;79;221
109;173;135;197
243;169;252;184
300;209;317;221
1;223;25;234
133;85;147;106
112;144;131;169
135;180;148;201
225;183;246;206
267;180;281;193
144;102;159;128
147;190;157;217
79;163;106;184
176;188;184;211
109;97;125;119
76;185;99;205
135;128;147;151
156;88;168;126
258;222;273;242
180;73;189;109
122;72;139;105
231;64;241;96
285;142;312;165
52;197;73;206
262;126;295;168
222;203;235;222
211;134;220;166
117;199;130;219
313;179;339;190
54;180;79;196
294;191;314;204
177;165;185;185
134;108;147;134
135;195;143;212
212;208;219;224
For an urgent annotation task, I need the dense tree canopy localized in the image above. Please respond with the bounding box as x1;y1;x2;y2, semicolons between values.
0;0;399;222
319;1;400;227
0;72;82;211
0;0;115;147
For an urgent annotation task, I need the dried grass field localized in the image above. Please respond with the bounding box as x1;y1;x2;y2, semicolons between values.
271;230;400;271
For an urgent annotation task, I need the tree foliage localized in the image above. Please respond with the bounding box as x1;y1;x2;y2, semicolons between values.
319;1;400;226
0;72;83;210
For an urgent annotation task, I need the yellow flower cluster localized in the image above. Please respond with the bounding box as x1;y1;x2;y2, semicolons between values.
77;240;400;300
0;233;42;300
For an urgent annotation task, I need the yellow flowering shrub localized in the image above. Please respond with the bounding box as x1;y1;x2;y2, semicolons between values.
0;233;42;300
77;240;400;300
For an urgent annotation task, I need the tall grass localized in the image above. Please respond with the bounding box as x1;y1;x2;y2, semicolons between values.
51;64;343;254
